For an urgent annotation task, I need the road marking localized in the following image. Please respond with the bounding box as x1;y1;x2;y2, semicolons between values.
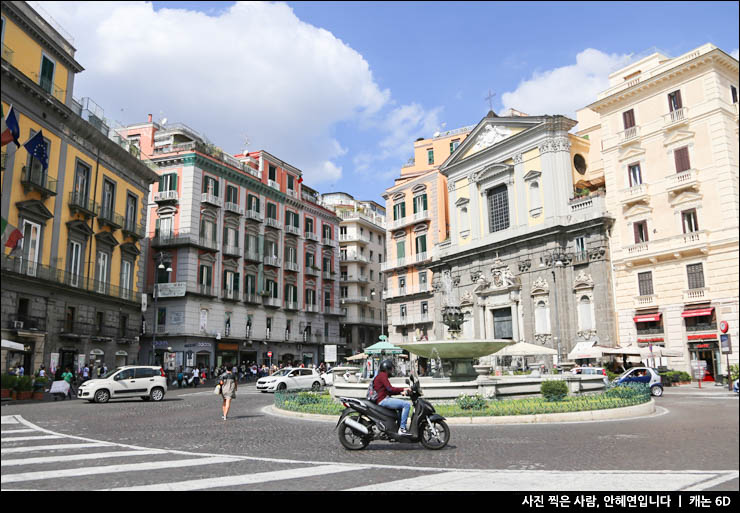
347;470;740;492
1;435;65;443
1;456;242;484
0;429;37;434
1;443;115;454
1;449;168;467
103;464;368;491
0;416;19;425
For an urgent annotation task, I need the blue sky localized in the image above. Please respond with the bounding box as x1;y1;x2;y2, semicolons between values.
39;1;739;203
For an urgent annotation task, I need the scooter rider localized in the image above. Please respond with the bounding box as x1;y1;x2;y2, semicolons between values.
372;360;411;434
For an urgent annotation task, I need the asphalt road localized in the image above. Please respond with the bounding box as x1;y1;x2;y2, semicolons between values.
1;384;737;491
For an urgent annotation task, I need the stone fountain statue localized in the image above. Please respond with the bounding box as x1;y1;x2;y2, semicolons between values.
440;270;466;339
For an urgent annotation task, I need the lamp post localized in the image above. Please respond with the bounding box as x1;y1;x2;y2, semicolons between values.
371;289;385;342
152;253;172;365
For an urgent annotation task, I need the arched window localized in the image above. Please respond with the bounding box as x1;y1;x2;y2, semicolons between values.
535;300;549;334
578;295;593;330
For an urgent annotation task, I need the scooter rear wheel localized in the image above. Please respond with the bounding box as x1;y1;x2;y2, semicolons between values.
420;419;450;450
338;413;371;451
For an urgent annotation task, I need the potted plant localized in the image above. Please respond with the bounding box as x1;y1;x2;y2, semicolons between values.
32;376;47;400
1;374;17;399
15;375;34;400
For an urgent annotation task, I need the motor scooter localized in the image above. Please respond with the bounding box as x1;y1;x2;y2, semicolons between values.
336;374;449;450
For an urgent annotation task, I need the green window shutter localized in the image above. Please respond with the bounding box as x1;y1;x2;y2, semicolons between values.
401;202;406;218
171;173;177;191
235;273;240;292
207;267;212;287
159;175;164;191
397;241;405;258
423;194;428;211
155;218;160;236
214;179;219;197
203;176;208;194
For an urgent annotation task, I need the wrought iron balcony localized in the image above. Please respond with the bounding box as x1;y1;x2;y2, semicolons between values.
21;167;57;198
68;192;99;218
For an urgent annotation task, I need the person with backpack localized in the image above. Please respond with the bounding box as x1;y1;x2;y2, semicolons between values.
369;360;411;434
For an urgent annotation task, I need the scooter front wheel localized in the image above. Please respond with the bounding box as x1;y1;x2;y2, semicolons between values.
338;413;371;451
420;419;450;450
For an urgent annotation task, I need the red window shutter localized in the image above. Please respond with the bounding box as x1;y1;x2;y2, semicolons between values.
674;90;683;110
674;147;690;173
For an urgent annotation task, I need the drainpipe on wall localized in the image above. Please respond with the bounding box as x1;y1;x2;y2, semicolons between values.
86;146;101;284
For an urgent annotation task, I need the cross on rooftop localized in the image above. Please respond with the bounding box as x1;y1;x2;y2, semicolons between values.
485;89;496;111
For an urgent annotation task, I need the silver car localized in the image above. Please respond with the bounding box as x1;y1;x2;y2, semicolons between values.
614;367;663;397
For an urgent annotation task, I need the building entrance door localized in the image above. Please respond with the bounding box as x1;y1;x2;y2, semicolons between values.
690;342;719;380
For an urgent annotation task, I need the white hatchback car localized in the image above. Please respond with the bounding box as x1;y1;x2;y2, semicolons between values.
77;366;168;403
256;367;323;393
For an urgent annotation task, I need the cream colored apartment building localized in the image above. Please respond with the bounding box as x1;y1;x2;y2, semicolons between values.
576;43;739;379
321;192;386;354
382;125;474;345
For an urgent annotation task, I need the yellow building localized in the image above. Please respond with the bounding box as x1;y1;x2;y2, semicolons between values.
576;43;739;379
1;1;158;374
382;124;474;345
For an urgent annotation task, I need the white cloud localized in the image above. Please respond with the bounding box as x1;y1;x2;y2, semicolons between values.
731;48;739;60
37;1;391;185
500;49;633;118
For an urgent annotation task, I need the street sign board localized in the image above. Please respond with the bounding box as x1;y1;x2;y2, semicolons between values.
720;334;732;354
325;345;337;363
156;282;187;298
690;360;707;380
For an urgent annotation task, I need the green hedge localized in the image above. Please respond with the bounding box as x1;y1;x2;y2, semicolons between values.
541;380;568;402
659;370;692;385
274;384;651;418
2;374;18;390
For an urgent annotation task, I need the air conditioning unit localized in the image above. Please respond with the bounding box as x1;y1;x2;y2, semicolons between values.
13;321;24;329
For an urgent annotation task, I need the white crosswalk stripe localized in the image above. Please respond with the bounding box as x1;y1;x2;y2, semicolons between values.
104;464;368;491
2;415;737;491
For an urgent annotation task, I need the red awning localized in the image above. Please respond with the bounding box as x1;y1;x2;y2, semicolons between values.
634;313;662;323
681;307;714;318
688;333;717;340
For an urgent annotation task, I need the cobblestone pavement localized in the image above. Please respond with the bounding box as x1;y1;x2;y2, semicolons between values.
1;386;737;491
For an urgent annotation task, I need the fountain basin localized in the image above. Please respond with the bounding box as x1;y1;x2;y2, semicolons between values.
395;339;513;359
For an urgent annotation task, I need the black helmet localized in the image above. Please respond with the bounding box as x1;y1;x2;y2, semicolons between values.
379;360;394;375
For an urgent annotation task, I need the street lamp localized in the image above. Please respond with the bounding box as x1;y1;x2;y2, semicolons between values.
152;253;172;365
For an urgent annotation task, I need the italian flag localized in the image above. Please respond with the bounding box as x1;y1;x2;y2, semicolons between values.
1;217;23;253
1;104;21;148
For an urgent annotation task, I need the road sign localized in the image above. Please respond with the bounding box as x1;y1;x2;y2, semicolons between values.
720;334;732;354
267;351;273;358
720;321;729;334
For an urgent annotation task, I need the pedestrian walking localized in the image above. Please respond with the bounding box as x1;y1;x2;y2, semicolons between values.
218;367;237;420
177;367;184;388
61;367;75;400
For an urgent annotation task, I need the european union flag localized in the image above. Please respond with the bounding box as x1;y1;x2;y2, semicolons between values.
23;130;49;173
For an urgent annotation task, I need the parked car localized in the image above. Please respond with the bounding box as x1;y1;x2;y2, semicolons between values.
613;366;663;397
572;366;610;385
256;367;323;393
77;366;168;403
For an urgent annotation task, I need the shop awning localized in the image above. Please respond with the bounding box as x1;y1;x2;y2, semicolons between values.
567;341;603;360
2;339;25;351
681;307;714;318
633;313;662;323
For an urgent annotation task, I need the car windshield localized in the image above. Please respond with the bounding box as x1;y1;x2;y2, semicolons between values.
101;368;122;379
270;369;292;377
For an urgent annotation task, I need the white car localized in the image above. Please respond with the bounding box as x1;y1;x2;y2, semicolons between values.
77;366;168;403
256;367;323;393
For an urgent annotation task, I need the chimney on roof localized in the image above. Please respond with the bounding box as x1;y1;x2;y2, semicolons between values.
148;114;152;123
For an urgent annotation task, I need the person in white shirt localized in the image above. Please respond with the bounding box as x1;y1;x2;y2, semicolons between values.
192;367;200;387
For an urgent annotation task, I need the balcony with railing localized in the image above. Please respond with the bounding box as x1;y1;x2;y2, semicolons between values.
284;261;300;272
268;179;281;191
384;283;431;299
7;315;47;332
622;230;709;263
189;284;216;297
68;192;99;218
265;217;282;230
324;307;345;316
683;287;710;304
21;167;57;199
285;301;299;311
619;184;649;206
245;209;263;222
305;304;321;313
285;188;298;199
663;107;689;127
634;294;658;309
263;296;281;308
223;244;241;258
30;72;66;102
339;233;370;244
340;296;370;304
201;192;222;208
221;288;241;302
665;169;699;194
243;292;260;304
224;202;244;216
340;253;370;264
263;256;281;267
322;270;335;280
304;231;320;242
305;266;321;277
198;236;219;252
1;255;140;303
618;126;640;145
322;237;338;248
97;206;124;231
122;219;146;239
153;190;179;203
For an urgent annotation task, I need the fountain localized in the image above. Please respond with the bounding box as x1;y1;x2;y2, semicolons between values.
395;270;512;381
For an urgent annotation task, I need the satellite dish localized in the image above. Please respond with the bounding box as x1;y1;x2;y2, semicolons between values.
159;117;167;126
